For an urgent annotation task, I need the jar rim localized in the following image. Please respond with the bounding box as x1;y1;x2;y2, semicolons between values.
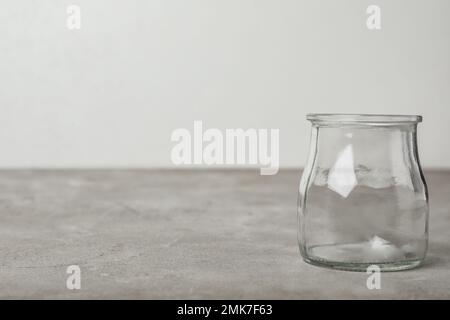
307;113;422;124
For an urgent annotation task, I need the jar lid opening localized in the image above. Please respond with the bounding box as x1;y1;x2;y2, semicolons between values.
307;114;422;124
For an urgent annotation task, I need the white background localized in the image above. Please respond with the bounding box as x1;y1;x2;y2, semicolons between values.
1;0;449;168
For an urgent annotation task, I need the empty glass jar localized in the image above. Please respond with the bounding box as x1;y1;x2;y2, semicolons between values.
298;114;429;271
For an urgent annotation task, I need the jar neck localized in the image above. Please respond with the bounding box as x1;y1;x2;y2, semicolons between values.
309;124;420;173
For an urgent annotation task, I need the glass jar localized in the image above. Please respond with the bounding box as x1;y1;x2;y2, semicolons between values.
298;114;429;271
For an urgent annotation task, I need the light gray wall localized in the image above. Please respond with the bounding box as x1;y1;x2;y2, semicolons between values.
1;0;449;168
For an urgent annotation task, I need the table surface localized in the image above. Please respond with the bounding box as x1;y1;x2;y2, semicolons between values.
0;169;449;299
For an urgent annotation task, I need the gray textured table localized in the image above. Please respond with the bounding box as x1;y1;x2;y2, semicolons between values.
0;170;449;299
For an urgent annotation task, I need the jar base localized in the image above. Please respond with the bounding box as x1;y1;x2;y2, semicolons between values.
302;256;423;272
301;240;426;272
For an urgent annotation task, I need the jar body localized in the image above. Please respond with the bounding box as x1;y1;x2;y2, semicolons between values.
298;115;429;271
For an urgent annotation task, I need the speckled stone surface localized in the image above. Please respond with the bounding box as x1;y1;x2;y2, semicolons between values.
0;170;449;299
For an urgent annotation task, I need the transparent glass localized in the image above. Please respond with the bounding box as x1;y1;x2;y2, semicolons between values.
298;114;429;271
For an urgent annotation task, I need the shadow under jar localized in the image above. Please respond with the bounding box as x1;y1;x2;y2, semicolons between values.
298;114;429;272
